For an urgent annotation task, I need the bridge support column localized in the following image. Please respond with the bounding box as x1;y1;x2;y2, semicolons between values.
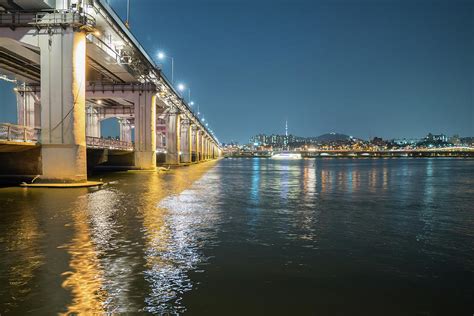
194;129;200;162
180;121;192;163
191;126;197;162
134;91;156;169
119;118;132;142
207;138;211;160
202;135;207;160
16;86;40;128
86;105;101;137
203;138;207;160
199;134;204;161
39;28;87;182
166;112;180;165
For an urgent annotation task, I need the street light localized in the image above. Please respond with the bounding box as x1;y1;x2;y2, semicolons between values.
177;83;192;104
157;51;175;84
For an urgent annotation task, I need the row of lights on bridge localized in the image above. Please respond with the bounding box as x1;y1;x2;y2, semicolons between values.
156;51;218;143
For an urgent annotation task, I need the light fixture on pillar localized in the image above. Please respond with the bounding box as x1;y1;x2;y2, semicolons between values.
157;51;175;84
97;99;103;105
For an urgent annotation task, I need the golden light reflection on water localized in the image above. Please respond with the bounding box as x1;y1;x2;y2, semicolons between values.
60;193;109;315
1;197;43;313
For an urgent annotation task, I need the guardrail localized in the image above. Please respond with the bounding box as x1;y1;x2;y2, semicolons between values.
86;136;134;151
0;10;95;29
0;123;39;143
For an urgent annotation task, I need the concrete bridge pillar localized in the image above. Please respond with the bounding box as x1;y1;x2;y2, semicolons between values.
180;121;192;163
207;138;211;159
156;116;167;151
206;141;210;160
38;26;87;182
119;118;132;142
203;138;207;160
204;137;209;160
16;86;40;128
166;112;180;165
204;135;209;160
194;129;200;162
191;126;198;162
199;134;204;160
134;90;156;169
86;105;101;138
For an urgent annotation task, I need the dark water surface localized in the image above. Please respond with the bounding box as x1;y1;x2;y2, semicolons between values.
0;158;473;315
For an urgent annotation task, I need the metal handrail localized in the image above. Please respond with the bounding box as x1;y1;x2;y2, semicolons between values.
86;136;133;151
0;123;39;142
0;10;95;29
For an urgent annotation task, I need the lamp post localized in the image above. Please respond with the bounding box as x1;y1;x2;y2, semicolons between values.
157;51;175;84
125;0;130;28
177;83;192;104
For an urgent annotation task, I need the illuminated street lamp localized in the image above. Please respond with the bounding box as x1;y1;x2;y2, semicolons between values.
157;51;175;84
177;83;192;104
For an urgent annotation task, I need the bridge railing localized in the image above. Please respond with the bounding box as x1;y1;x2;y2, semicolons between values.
0;123;39;143
86;136;134;151
0;10;95;29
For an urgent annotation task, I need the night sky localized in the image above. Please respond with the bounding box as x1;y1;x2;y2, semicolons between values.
1;0;472;143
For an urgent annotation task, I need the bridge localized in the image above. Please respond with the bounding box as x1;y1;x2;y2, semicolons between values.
227;148;474;158
0;0;222;183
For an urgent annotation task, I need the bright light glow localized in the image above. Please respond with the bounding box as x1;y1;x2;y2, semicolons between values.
178;83;185;91
190;101;194;106
97;99;103;105
157;52;165;60
94;30;101;37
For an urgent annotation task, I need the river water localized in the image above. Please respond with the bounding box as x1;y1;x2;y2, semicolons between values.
0;158;473;315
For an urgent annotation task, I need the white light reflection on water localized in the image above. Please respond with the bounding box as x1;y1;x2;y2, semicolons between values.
143;171;222;314
82;188;139;313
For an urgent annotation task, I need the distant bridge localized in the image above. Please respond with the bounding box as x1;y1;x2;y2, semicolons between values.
228;148;474;158
0;0;221;183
